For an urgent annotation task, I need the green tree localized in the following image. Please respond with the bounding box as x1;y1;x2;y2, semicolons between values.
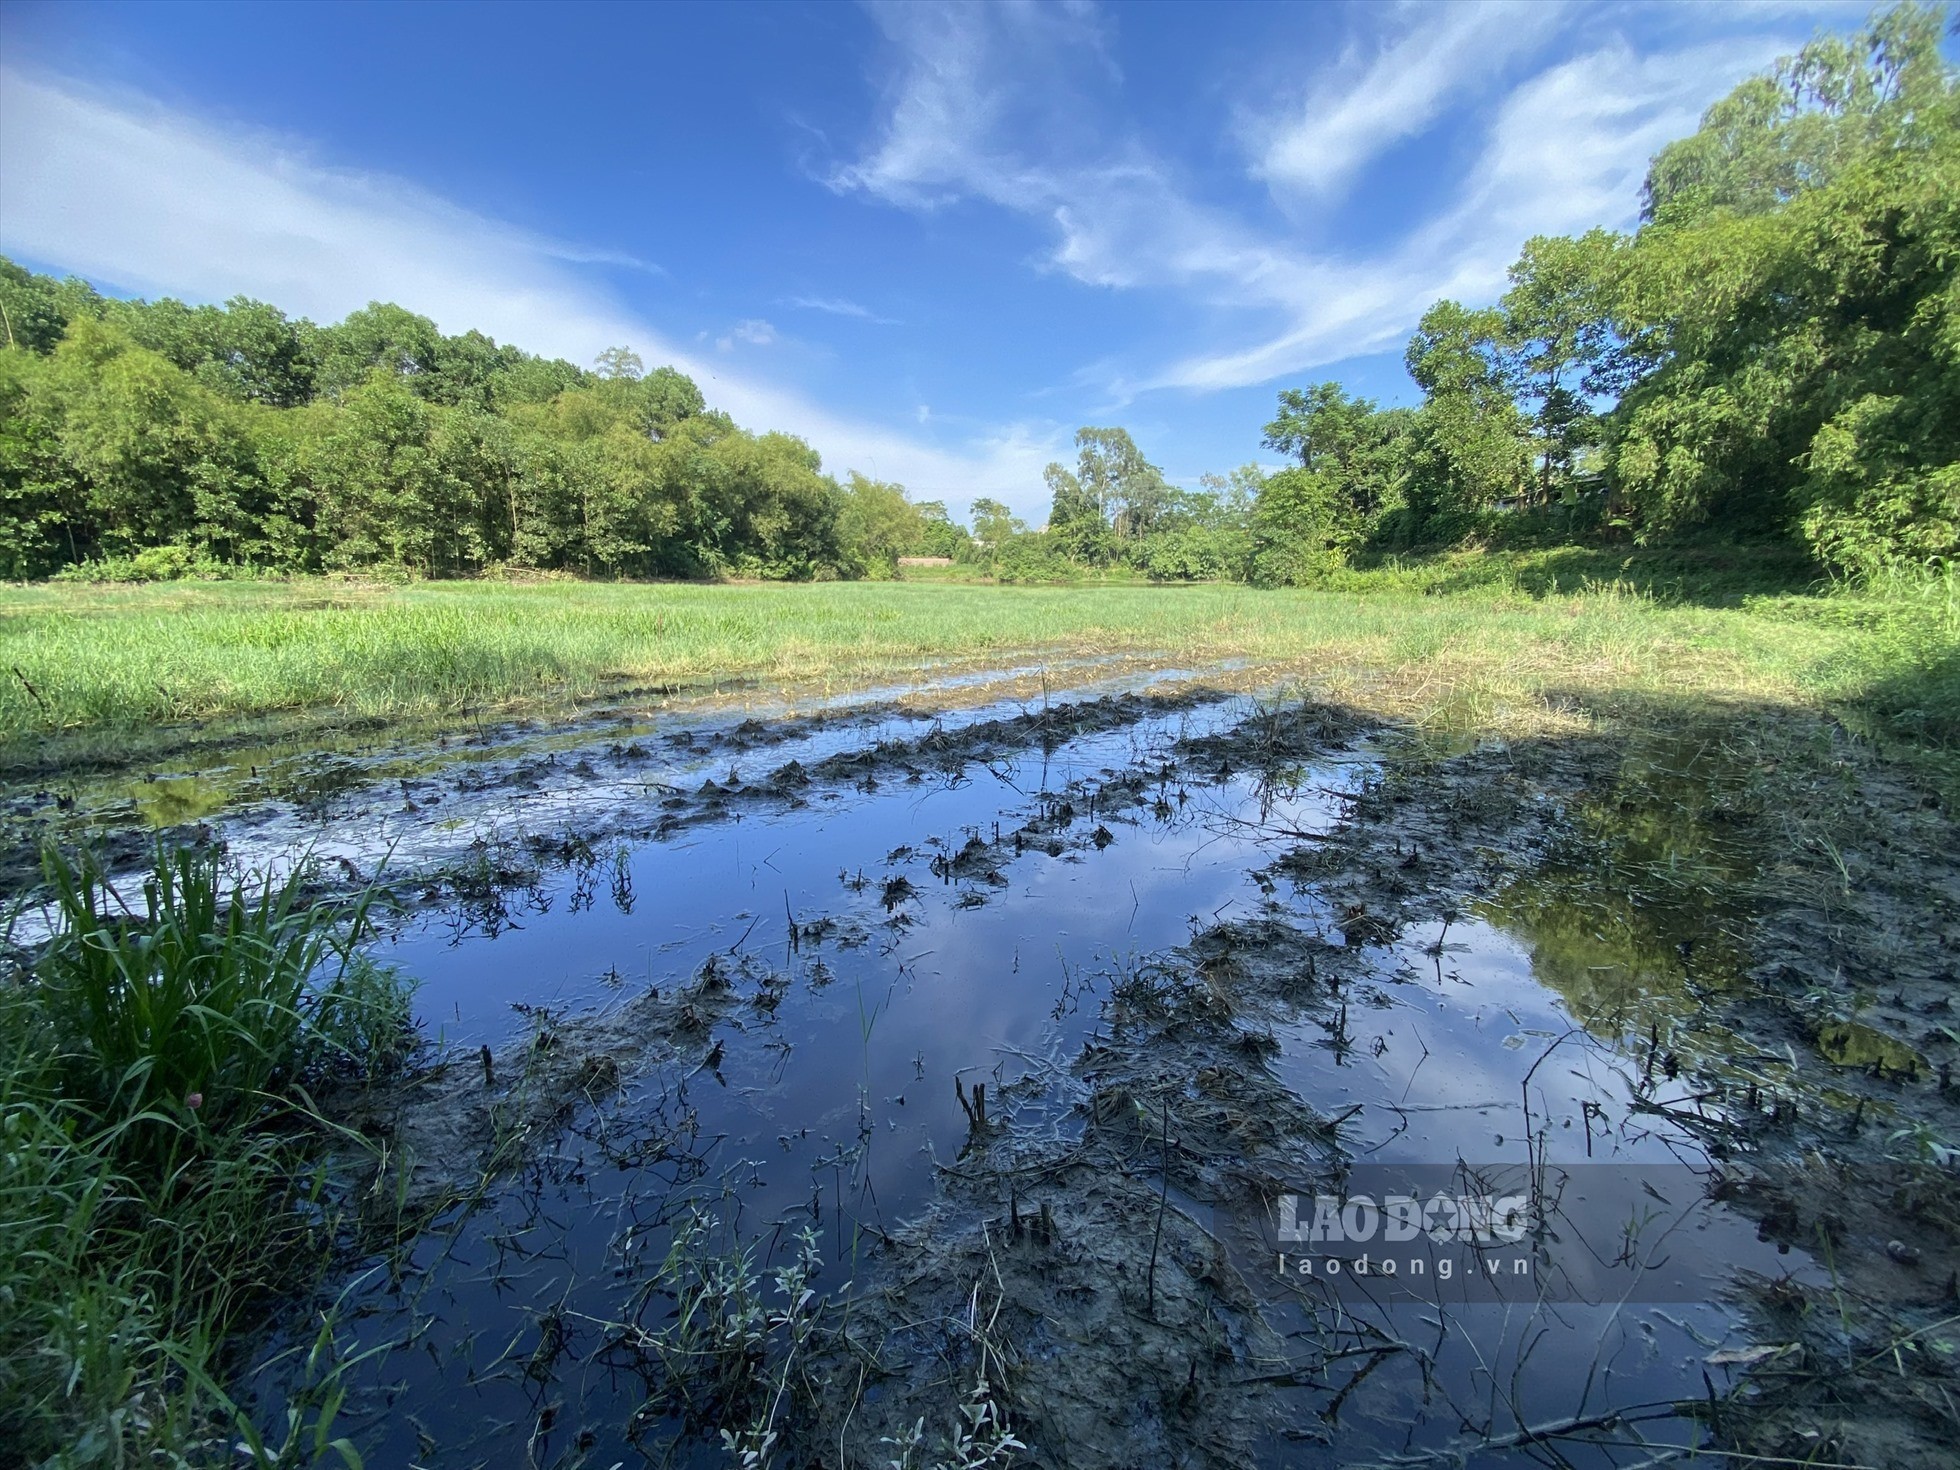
1500;231;1626;504
1605;3;1959;567
968;497;1021;552
1402;302;1530;535
1261;384;1409;527
314;302;445;400
1073;426;1172;545
34;319;255;558
627;366;707;440
836;473;922;576
594;346;644;381
1139;467;1256;582
309;371;446;571
908;499;972;558
0;346;74;575
1643;2;1952;225
1249;465;1349;586
1043;462;1105;561
0;261;104;353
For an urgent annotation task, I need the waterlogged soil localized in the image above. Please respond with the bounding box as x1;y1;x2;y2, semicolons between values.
8;665;1958;1468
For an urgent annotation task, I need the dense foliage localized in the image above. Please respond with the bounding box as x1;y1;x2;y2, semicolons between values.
1;6;1952;587
1224;3;1958;584
0;282;947;581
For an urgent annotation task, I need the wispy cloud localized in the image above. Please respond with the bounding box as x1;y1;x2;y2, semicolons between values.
830;2;1819;397
786;294;899;324
545;243;669;276
1154;34;1783;393
1247;1;1566;202
830;0;1117;213
0;67;1063;511
829;2;1261;301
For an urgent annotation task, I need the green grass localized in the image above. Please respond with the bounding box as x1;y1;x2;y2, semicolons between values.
2;844;415;1468
1;563;1954;783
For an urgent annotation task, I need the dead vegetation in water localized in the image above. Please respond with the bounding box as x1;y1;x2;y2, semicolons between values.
1211;693;1960;1468
821;929;1373;1470
351;944;813;1211
89;668;1958;1467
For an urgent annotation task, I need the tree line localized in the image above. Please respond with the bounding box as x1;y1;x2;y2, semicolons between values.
0;277;954;581
1;5;1953;585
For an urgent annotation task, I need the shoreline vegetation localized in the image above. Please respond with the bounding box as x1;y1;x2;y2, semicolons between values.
4;562;1955;800
1;845;418;1469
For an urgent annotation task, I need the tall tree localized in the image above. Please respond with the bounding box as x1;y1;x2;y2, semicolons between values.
1043;461;1104;561
1607;2;1959;567
1643;2;1952;225
1500;231;1627;503
593;346;645;381
968;497;1020;550
836;473;922;576
1403;302;1530;529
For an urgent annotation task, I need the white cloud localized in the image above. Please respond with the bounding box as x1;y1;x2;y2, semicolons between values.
716;318;778;350
831;0;1116;214
1155;34;1783;393
786;294;899;324
0;67;1062;514
830;4;1278;305
1249;1;1566;202
830;3;1809;398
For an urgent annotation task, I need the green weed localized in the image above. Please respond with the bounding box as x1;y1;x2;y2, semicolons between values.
1;841;415;1468
35;844;393;1141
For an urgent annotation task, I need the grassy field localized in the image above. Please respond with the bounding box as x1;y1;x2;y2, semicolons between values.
3;556;1955;781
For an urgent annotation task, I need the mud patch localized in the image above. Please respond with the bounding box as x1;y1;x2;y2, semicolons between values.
120;680;1960;1468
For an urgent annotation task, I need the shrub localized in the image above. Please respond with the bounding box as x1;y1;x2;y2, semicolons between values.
992;534;1076;584
49;545;245;584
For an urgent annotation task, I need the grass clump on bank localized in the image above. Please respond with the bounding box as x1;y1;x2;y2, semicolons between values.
0;843;415;1467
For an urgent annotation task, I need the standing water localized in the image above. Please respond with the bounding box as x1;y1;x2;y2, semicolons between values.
179;679;1827;1468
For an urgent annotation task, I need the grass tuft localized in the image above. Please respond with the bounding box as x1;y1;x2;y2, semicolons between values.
36;845;393;1144
1;841;415;1467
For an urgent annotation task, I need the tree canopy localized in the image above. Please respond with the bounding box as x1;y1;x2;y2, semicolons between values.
0;270;952;580
1231;3;1958;582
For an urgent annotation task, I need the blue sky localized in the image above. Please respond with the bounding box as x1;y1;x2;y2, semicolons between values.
0;0;1881;521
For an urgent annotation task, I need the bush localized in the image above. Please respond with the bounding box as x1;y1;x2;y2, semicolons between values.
992;533;1076;584
1137;527;1244;582
48;545;265;584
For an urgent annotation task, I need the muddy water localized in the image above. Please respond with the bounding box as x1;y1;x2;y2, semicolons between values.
189;682;1828;1467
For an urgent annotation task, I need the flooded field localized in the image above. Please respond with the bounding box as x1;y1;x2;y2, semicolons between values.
9;662;1957;1469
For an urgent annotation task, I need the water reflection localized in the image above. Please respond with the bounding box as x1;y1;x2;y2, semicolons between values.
233;708;1820;1468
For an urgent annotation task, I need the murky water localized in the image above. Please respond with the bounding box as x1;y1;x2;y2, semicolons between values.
171;681;1826;1467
